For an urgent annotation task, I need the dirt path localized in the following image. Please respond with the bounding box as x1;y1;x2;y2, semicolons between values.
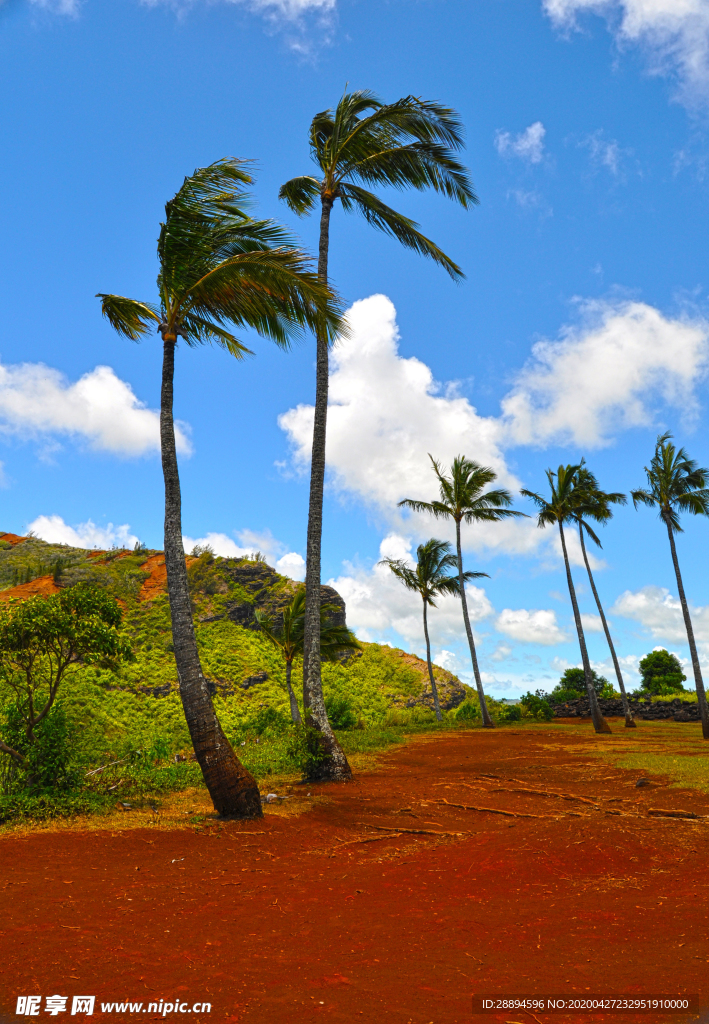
2;723;708;1023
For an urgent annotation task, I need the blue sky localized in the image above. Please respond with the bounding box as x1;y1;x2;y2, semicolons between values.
3;0;709;695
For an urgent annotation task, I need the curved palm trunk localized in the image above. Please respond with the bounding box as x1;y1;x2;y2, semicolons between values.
664;517;709;739
301;197;352;781
422;600;442;721
285;659;302;725
455;520;493;728
558;521;611;735
160;335;262;817
578;524;635;728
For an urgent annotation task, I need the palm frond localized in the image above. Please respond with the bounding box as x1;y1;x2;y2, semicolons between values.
342;142;477;208
338;183;463;279
179;313;253;358
278;176;321;216
630;488;657;510
96;294;161;340
397;498;452;520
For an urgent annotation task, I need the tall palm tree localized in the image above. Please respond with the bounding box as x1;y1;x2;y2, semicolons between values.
398;455;524;729
631;432;709;739
380;538;485;721
280;90;477;777
572;465;635;728
97;159;344;817
255;587;361;725
521;465;612;735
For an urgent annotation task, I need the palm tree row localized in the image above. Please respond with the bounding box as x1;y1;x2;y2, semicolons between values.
98;87;478;814
388;434;709;741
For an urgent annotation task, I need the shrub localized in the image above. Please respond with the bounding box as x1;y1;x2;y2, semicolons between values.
520;690;554;721
498;703;522;722
455;699;481;722
324;694;358;730
550;667;613;701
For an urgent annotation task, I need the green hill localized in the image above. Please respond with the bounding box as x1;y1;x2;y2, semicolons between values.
0;534;470;765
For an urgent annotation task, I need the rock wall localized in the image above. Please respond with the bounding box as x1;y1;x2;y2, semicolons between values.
552;696;700;722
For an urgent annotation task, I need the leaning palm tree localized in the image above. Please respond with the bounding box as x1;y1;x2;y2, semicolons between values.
521;465;612;735
280;90;477;776
571;465;635;728
380;538;485;721
255;587;361;725
631;432;709;739
97;159;344;817
398;455;524;729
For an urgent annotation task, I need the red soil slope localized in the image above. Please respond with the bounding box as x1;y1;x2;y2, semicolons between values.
1;726;707;1024
0;575;60;602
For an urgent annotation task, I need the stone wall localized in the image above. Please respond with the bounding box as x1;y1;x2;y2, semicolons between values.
552;696;700;722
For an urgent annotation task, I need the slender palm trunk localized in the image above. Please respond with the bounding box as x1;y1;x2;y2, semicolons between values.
301;197;351;781
422;600;442;721
455;519;493;728
578;524;635;728
558;521;611;735
664;516;709;739
285;659;302;725
160;334;262;817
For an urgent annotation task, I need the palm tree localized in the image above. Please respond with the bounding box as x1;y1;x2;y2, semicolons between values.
97;159;344;817
280;90;477;776
255;587;361;725
631;432;709;739
380;538;485;721
521;466;612;735
572;465;635;728
398;455;524;729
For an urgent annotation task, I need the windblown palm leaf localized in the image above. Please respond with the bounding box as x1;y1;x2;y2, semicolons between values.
280;90;477;278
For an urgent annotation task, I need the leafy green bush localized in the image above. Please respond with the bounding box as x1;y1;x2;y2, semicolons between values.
324;694;358;730
455;699;480;722
550;667;614;701
520;690;554;721
638;649;686;695
498;703;522;722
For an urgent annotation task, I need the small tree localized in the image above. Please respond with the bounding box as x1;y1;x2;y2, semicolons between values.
638;649;687;695
551;667;614;702
255;588;361;726
380;539;484;721
0;585;132;767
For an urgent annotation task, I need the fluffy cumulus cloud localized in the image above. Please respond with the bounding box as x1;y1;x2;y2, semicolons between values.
495;608;569;645
328;534;494;647
0;360;191;458
501;299;709;448
543;0;709;106
495;122;547;163
27;514;139;550
182;528;305;580
581;612;604;632
279;294;539;557
612;585;709;642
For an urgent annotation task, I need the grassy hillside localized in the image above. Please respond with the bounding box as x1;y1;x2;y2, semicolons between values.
0;534;471;770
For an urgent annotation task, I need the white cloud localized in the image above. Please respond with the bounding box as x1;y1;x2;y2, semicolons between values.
502;299;709;447
29;0;80;13
490;643;514;662
580;130;624;175
495;122;547;163
581;612;604;632
27;514;138;550
275;552;306;580
612;584;709;642
328;535;493;648
0;360;191;458
182;528;305;580
279;295;539;558
496;608;569;645
543;0;709;107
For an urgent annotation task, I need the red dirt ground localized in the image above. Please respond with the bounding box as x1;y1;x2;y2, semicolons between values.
0;533;27;547
139;554;197;602
2;726;707;1024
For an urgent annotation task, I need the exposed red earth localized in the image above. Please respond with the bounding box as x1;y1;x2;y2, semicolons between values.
2;725;707;1024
